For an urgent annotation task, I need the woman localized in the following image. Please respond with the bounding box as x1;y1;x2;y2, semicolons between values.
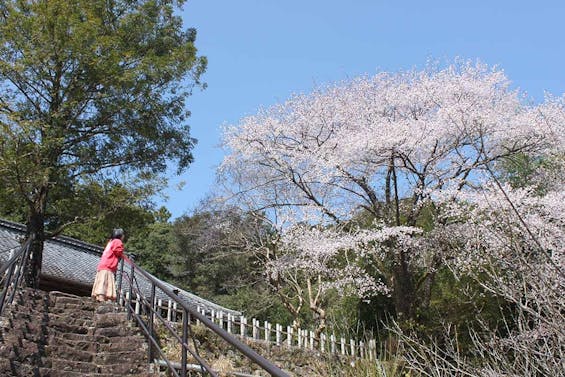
91;228;125;302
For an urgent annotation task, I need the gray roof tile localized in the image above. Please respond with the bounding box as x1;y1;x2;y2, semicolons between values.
0;219;239;315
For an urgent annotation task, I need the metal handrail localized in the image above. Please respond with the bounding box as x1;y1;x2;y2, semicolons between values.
118;254;289;377
0;237;33;316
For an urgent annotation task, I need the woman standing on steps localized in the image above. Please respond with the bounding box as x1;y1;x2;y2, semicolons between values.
91;228;125;302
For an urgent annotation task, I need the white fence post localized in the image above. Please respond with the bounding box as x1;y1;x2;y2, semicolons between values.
287;326;293;347
227;313;233;334
166;299;172;321
157;299;162;319
276;324;282;346
252;318;259;339
240;316;247;337
135;293;141;314
264;321;271;342
234;320;378;359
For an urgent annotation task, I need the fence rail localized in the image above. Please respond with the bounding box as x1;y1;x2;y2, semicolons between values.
119;280;379;362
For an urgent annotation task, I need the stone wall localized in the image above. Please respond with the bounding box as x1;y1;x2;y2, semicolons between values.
0;288;155;377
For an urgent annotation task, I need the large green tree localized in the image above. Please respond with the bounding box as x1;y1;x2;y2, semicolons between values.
0;0;206;287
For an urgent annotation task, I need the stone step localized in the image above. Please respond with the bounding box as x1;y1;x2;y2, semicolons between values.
98;361;149;375
94;349;148;365
48;291;94;302
49;301;99;312
46;334;96;351
47;332;147;353
97;336;149;352
43;345;148;366
48;328;144;348
46;328;118;344
48;313;96;327
2;307;98;330
44;358;99;374
37;368;157;377
41;358;151;375
48;304;99;317
94;302;123;314
38;370;115;377
94;324;142;338
48;292;115;312
46;320;94;335
94;312;129;327
44;344;95;363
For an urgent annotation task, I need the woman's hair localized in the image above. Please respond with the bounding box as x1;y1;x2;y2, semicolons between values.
111;228;125;240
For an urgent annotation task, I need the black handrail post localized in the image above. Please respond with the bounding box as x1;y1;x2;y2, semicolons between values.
10;239;30;302
148;282;156;363
0;262;17;315
116;258;124;304
182;308;188;377
0;237;33;316
8;238;33;305
127;254;136;321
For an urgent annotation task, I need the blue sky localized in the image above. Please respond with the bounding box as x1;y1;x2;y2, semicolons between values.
160;0;565;219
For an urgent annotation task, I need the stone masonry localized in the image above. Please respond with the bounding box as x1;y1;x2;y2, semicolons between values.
0;288;156;377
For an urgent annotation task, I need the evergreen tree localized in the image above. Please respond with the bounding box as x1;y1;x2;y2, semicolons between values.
0;0;206;287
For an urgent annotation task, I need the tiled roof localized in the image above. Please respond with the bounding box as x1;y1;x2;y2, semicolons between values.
0;219;240;315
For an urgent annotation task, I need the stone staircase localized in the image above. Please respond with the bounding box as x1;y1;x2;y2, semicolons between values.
0;288;156;376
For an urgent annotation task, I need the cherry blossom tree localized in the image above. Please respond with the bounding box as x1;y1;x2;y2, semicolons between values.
391;158;564;376
219;60;563;320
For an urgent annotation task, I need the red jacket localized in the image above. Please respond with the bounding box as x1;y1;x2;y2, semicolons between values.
97;238;124;273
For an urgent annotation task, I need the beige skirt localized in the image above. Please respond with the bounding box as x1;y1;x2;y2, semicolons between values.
91;269;116;301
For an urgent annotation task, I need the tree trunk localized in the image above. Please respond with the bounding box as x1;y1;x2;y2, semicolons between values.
392;252;416;321
24;187;48;289
25;211;45;288
307;277;326;338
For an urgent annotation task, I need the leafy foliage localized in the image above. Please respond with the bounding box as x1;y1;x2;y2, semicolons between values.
0;0;206;286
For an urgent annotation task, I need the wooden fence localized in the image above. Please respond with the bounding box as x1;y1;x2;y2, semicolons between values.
121;291;378;361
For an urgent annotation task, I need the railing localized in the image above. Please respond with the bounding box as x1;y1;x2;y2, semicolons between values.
151;302;378;361
0;236;33;316
116;254;289;377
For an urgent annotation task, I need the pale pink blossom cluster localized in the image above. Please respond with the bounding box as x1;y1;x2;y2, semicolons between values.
435;182;564;275
266;225;421;297
220;61;561;226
